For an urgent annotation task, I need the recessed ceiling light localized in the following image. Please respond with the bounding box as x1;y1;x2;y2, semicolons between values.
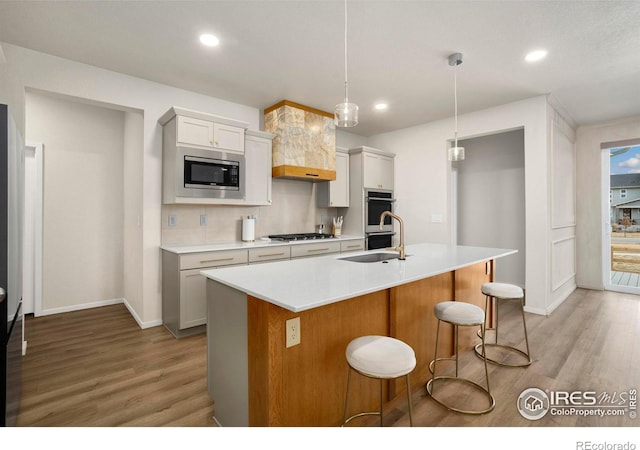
200;34;220;47
525;49;547;63
374;103;388;111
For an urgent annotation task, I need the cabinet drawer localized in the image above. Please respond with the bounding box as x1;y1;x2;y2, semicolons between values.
180;249;248;270
290;241;341;258
248;246;291;263
340;240;365;253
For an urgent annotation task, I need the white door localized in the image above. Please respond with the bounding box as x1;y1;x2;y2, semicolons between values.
22;142;43;315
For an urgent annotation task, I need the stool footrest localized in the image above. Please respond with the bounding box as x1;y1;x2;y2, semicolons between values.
428;356;457;375
426;376;495;415
342;411;381;427
474;343;532;367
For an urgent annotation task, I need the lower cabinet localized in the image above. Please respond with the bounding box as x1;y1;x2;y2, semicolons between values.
162;239;365;337
162;248;248;338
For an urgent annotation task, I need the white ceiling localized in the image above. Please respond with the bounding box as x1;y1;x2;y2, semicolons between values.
0;0;639;136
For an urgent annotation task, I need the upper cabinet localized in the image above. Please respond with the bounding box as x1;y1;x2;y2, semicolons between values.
348;146;395;191
161;107;248;154
159;106;274;205
317;147;349;207
264;100;336;182
363;152;394;190
245;130;276;205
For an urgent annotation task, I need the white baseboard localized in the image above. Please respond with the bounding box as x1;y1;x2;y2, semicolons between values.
122;298;162;329
38;297;125;317
37;297;162;331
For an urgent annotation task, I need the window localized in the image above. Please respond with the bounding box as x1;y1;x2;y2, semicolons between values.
621;189;627;199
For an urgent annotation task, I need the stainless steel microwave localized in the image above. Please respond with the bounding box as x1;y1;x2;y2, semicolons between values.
177;147;245;199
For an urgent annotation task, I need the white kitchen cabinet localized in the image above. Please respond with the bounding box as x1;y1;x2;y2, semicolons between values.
248;246;291;263
363;152;394;190
161;237;364;337
290;241;341;258
175;114;245;153
340;239;365;253
162;248;249;338
244;130;275;205
317;147;349;207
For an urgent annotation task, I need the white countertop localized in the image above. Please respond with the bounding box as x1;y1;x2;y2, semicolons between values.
201;243;516;312
161;235;364;254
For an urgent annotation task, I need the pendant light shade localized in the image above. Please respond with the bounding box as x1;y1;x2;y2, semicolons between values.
448;53;464;161
335;0;358;127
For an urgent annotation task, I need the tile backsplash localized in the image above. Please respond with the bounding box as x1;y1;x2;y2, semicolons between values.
162;178;336;245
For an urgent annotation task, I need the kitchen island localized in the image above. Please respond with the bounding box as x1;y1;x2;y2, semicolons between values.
201;243;516;426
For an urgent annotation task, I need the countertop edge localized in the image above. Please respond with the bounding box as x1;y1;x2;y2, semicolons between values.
161;235;365;254
201;245;517;313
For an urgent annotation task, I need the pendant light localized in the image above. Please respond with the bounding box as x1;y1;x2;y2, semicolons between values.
448;53;464;161
335;0;358;127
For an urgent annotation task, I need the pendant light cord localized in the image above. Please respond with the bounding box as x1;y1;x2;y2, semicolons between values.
454;62;458;147
343;0;349;102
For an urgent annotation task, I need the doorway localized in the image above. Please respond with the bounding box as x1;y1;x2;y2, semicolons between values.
453;128;526;286
603;140;640;294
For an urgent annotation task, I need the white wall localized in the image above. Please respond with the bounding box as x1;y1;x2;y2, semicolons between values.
26;92;125;313
456;129;525;287
0;42;259;327
576;115;640;289
368;95;561;315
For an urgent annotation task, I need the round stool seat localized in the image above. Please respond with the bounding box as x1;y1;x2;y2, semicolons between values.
434;301;484;326
346;336;416;379
481;282;523;299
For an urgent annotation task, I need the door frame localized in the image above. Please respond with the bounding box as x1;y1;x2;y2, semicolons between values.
23;142;44;315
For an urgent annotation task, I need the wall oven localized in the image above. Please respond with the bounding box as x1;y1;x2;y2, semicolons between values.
365;188;395;233
366;232;395;250
178;147;245;200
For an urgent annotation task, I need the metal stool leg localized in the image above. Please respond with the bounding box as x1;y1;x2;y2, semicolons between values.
427;318;495;415
405;373;413;426
474;293;532;367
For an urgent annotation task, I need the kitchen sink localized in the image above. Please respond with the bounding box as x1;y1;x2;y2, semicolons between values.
338;252;401;263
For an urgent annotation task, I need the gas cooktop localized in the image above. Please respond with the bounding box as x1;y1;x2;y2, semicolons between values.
268;233;335;242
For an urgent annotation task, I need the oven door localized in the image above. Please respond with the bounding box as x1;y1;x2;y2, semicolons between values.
365;189;395;233
178;148;245;199
366;232;395;250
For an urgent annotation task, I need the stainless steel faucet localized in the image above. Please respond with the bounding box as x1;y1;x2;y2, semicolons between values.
379;211;405;260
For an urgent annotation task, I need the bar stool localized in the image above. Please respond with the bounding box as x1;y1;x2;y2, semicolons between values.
426;301;495;414
342;335;416;427
473;282;532;367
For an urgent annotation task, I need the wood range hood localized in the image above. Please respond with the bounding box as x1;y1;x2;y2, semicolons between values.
264;100;336;182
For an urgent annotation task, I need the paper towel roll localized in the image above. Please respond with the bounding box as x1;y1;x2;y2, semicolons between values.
242;218;255;242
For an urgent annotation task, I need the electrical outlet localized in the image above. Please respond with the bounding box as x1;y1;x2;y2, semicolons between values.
200;214;208;226
168;214;177;227
286;317;301;348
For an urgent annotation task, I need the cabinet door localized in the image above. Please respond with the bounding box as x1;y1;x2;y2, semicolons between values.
378;155;394;190
213;123;245;153
177;115;214;148
363;153;394;190
290;241;341;258
340;239;365;253
179;268;207;329
244;135;272;205
331;151;349;207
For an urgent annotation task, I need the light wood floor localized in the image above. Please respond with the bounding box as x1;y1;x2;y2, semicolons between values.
16;288;640;427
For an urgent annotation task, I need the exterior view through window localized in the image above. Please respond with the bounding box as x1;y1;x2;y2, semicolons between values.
609;144;640;289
